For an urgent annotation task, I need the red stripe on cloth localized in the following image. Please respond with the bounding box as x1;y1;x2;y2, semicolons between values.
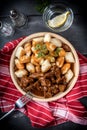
51;101;87;125
66;111;87;125
0;84;21;95
0;75;12;81
66;92;87;102
0;66;10;75
0;99;14;112
26;101;54;127
78;51;87;62
0;91;22;102
79;59;86;64
1;37;25;53
27;101;54;119
0;58;10;66
68;108;87;117
65;55;87;101
78;74;87;80
67;83;87;96
67;101;87;117
66;79;87;101
0;52;11;61
0;77;15;88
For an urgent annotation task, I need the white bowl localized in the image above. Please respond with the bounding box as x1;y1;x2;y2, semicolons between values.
10;32;79;102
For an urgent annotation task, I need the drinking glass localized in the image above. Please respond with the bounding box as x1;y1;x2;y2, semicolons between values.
43;3;74;32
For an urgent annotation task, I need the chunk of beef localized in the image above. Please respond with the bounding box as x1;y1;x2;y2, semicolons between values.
62;43;71;51
17;76;29;88
39;77;51;87
44;71;55;78
29;73;43;78
58;84;66;92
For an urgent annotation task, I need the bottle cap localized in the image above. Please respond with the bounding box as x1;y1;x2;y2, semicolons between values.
10;9;18;18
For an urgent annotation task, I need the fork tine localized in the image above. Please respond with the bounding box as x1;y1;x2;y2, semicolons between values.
21;95;31;104
16;92;33;108
22;92;33;104
21;92;33;102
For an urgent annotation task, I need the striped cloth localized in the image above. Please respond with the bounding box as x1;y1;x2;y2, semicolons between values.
0;37;87;128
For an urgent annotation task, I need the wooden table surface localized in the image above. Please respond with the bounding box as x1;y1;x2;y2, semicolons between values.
0;0;87;130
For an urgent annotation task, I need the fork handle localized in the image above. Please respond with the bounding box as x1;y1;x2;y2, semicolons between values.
0;108;15;120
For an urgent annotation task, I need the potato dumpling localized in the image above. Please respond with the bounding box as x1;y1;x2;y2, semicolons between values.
59;48;66;57
65;69;74;83
24;42;31;56
15;46;25;59
46;42;56;52
35;65;41;73
15;69;28;78
39;58;44;65
33;37;44;42
15;59;24;69
31;46;38;54
61;63;71;74
44;33;51;42
31;55;38;66
41;59;51;73
65;52;75;63
46;55;55;63
56;57;64;68
51;38;62;47
26;63;35;73
20;55;30;63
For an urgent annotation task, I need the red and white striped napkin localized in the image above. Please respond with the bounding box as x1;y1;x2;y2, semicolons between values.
0;37;87;128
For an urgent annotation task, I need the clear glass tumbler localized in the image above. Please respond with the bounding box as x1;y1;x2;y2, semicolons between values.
43;3;74;32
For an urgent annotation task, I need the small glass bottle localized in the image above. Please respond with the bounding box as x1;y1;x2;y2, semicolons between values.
10;9;27;27
0;21;15;37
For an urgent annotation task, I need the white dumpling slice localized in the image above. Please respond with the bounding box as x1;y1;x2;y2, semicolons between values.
15;59;24;69
65;69;74;83
15;46;25;59
41;59;51;73
26;63;35;73
65;52;75;63
51;38;62;47
15;69;28;78
39;58;44;65
24;42;31;57
44;33;51;42
33;37;44;42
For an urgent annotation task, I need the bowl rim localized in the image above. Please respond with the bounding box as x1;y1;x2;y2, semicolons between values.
10;32;79;102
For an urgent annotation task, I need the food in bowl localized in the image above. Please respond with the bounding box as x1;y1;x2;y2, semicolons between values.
10;32;79;102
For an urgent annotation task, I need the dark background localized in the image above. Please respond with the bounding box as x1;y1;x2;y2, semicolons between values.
0;0;87;130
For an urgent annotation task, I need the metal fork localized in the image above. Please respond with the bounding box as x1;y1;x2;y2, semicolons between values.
0;92;33;120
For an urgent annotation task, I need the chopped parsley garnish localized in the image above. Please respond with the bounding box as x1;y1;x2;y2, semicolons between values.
54;47;61;57
37;52;45;58
35;44;42;50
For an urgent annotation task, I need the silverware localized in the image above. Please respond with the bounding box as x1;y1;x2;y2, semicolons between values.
0;92;33;120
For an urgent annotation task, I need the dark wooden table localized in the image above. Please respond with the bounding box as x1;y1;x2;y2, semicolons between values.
0;0;87;130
